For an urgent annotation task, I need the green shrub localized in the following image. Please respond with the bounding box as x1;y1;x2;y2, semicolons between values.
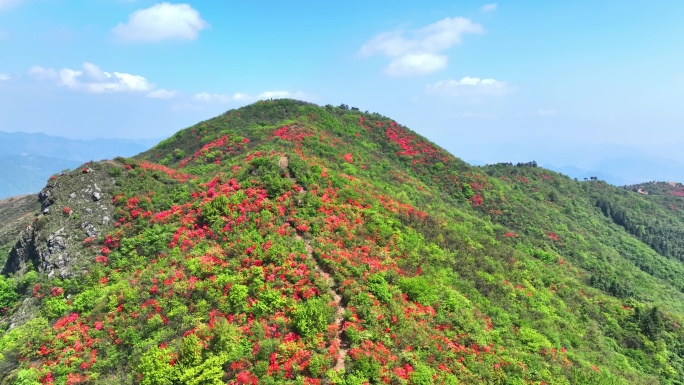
0;276;18;309
138;346;178;385
367;273;392;303
398;276;439;306
42;297;68;319
292;297;331;339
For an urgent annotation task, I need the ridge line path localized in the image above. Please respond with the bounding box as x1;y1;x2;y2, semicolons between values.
296;235;348;374
281;155;348;373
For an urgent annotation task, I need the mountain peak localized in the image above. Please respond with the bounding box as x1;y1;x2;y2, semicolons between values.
1;101;684;384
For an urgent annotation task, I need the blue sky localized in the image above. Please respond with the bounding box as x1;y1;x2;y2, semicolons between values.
1;0;683;170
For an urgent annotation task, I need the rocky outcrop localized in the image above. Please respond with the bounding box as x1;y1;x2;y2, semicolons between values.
0;195;40;265
2;162;121;279
1;162;123;330
1;226;38;276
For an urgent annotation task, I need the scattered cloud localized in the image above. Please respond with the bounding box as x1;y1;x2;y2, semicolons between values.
0;74;10;81
0;0;22;11
112;2;208;42
193;92;232;103
481;4;498;12
257;90;303;99
194;90;309;104
359;17;483;76
425;76;513;97
28;66;58;80
537;109;558;116
28;62;156;94
146;88;179;99
385;53;447;77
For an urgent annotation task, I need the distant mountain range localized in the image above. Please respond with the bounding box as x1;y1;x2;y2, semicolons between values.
0;131;157;198
468;145;684;187
542;155;684;186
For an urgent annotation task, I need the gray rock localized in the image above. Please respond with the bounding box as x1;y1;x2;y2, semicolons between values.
92;192;101;201
81;221;99;237
101;216;110;225
55;255;68;268
43;208;50;214
39;187;54;208
47;229;66;253
69;192;77;199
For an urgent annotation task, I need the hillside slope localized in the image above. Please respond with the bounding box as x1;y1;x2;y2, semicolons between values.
1;100;684;384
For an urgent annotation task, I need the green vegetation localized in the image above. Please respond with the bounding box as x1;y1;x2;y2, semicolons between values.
1;99;684;383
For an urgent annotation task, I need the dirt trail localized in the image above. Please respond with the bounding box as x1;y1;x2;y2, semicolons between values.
297;235;348;373
278;156;289;169
284;153;347;372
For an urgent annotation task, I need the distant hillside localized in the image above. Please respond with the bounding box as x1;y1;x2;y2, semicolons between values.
477;141;684;187
0;132;157;198
0;154;81;198
2;100;684;384
541;157;684;187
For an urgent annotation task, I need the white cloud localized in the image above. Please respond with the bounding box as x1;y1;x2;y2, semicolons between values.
385;53;447;77
257;90;298;99
28;65;57;79
193;92;232;103
112;2;208;42
29;62;156;94
425;76;513;97
231;92;250;101
0;74;10;81
537;109;557;116
359;17;483;76
147;88;178;99
194;90;308;104
481;4;498;12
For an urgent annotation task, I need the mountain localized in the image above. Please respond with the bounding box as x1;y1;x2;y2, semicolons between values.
593;156;684;186
1;99;684;384
476;141;684;187
0;132;158;199
0;154;82;199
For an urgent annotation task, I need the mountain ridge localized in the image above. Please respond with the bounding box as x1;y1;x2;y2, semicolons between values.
0;99;683;384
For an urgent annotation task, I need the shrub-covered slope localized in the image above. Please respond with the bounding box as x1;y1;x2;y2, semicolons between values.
2;99;684;384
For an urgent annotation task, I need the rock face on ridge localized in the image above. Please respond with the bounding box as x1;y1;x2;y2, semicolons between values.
3;165;119;276
1;162;122;330
2;163;120;279
0;195;40;267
